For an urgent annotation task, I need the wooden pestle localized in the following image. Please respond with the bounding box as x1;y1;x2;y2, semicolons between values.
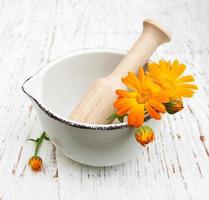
69;19;171;124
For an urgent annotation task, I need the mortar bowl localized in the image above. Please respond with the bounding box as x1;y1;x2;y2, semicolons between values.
22;49;160;167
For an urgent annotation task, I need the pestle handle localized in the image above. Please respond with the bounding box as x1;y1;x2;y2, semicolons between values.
69;19;171;124
112;19;171;77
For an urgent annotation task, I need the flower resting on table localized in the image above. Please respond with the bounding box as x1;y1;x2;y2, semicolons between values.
148;59;198;99
114;67;169;128
29;156;42;171
28;131;49;172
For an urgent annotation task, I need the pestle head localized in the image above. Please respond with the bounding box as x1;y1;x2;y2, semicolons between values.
143;19;171;43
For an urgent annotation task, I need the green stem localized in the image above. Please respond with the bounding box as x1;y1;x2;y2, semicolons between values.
34;132;46;156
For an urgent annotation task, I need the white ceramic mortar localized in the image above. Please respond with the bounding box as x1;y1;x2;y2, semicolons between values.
22;49;160;167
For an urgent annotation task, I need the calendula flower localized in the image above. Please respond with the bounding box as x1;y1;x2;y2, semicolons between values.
148;59;198;99
165;99;184;114
29;156;42;171
135;126;155;146
114;67;169;128
28;132;49;172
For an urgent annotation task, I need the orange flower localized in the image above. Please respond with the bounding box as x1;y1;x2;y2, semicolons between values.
135;126;155;146
114;67;169;128
29;156;42;171
28;132;49;172
148;60;198;98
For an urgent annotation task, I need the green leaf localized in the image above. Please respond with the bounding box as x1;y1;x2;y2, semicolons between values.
106;113;126;123
44;135;50;141
28;138;40;143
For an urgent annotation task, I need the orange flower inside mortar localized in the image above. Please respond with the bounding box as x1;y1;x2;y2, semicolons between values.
114;60;198;129
114;67;169;128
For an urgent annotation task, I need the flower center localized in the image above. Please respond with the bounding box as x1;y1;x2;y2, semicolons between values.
136;90;151;104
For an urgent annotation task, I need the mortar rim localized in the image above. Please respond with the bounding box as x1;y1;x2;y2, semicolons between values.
22;48;133;131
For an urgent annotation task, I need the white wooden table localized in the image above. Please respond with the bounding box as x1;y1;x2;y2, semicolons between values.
0;0;209;199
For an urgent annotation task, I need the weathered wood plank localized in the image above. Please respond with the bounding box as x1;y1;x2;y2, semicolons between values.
0;0;208;199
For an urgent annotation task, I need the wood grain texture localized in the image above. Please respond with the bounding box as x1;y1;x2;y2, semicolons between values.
0;0;209;199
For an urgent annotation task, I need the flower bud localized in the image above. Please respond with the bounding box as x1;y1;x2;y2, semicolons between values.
165;99;184;114
135;126;155;146
29;156;42;171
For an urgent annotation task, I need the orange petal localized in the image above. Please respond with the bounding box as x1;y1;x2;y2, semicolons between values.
174;88;195;98
176;75;195;83
177;84;198;90
152;92;169;103
117;105;132;116
148;62;161;81
171;61;186;79
114;98;137;109
114;98;128;108
122;72;141;91
144;78;162;93
135;105;145;127
145;103;161;120
138;67;145;83
128;105;144;128
116;90;138;98
149;99;166;113
159;59;170;75
152;96;169;103
170;60;179;77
